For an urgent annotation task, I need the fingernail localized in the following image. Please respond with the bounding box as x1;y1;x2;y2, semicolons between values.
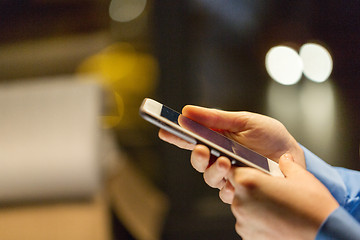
217;160;228;170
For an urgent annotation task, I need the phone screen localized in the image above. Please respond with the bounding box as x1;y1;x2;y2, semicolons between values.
160;105;270;171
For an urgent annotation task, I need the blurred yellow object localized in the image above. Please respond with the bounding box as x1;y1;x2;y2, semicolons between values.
77;42;158;129
78;42;158;94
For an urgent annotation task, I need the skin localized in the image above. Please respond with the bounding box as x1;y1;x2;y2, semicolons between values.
159;105;339;239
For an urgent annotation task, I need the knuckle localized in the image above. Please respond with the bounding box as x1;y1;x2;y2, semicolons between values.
219;187;234;204
190;154;207;173
235;222;242;236
203;173;218;188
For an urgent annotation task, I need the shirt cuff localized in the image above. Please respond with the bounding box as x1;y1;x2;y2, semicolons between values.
316;207;360;240
301;145;347;206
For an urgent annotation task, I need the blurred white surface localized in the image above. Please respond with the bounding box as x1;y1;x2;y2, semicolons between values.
0;76;103;202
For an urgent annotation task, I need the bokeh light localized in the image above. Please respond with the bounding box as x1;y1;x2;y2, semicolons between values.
109;0;147;23
77;42;158;129
265;46;303;85
299;43;333;83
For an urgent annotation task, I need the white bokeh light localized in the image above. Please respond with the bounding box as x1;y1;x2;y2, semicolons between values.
300;43;333;83
109;0;147;23
265;46;303;85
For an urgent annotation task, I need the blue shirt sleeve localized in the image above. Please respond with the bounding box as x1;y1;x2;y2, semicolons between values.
302;146;360;239
316;207;360;240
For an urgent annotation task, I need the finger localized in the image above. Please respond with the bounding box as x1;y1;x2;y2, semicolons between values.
190;145;210;172
203;156;231;188
182;105;252;132
158;129;195;150
279;153;303;178
234;221;243;237
219;180;235;204
231;197;244;221
228;167;268;190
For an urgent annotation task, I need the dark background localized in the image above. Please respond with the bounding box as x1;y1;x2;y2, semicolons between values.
0;1;359;239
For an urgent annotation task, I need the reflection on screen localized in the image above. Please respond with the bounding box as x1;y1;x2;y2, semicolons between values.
161;105;269;171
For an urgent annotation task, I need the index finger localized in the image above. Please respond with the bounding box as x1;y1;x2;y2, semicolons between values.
182;105;251;132
158;129;196;150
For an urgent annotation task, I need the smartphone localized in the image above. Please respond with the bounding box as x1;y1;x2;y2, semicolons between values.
139;98;283;177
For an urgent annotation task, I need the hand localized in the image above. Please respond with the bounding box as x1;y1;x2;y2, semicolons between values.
160;105;304;165
229;153;339;240
159;105;305;203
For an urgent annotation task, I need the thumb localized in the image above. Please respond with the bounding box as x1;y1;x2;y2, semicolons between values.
279;153;304;178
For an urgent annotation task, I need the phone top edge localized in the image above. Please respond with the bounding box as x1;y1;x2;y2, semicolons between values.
143;98;159;106
268;159;283;177
140;98;163;116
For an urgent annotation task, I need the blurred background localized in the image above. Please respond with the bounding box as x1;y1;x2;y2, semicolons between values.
0;0;359;240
